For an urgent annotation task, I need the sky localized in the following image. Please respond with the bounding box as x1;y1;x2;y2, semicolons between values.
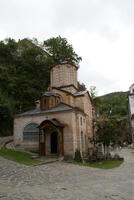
0;0;134;96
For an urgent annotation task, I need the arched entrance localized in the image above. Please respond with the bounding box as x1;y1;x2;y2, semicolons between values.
51;132;58;154
38;119;65;156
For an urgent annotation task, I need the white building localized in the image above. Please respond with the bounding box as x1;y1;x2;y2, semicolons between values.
128;83;134;143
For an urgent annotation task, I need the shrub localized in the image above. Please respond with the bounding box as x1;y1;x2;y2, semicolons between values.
74;149;82;162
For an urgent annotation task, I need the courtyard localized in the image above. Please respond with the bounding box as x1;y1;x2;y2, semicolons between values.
0;148;133;200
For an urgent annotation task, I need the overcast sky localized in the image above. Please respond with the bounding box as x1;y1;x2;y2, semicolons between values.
0;0;134;95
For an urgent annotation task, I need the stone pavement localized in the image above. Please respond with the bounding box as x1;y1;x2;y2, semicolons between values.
0;148;134;200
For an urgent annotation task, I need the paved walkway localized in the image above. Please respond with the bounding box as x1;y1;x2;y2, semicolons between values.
0;148;134;200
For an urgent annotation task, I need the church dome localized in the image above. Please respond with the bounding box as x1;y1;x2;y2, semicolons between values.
50;63;78;90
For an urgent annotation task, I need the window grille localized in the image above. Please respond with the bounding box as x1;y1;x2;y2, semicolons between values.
23;123;39;142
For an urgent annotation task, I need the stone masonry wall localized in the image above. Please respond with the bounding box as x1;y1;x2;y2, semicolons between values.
61;86;77;94
75;93;93;139
52;88;75;107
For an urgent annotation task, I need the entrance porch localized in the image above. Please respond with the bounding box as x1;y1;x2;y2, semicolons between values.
38;119;65;157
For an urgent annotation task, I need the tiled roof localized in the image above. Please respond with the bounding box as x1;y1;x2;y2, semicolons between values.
15;103;73;117
41;91;60;97
74;90;87;96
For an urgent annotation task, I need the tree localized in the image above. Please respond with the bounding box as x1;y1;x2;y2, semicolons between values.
0;99;12;136
89;86;100;115
95;91;130;144
74;149;82;162
89;86;97;100
43;36;82;66
95;117;120;146
95;117;122;159
0;38;51;135
78;82;86;91
96;91;129;117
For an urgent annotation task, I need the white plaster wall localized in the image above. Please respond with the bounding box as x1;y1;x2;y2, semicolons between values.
129;95;134;115
129;85;134;94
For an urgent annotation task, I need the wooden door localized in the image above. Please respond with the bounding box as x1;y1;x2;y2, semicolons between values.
39;130;46;156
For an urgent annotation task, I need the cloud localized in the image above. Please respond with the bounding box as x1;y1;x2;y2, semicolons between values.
0;0;134;95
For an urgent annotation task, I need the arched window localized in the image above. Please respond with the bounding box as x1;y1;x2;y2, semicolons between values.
80;117;82;126
23;123;39;142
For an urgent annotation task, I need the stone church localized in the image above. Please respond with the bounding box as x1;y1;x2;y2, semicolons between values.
14;62;93;158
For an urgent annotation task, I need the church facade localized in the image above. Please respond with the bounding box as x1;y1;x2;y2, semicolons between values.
14;62;93;158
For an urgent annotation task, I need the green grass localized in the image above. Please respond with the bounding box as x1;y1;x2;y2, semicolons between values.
0;148;42;166
73;159;124;169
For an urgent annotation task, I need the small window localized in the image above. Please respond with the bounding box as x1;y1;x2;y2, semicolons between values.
133;89;134;93
56;99;59;104
80;117;82;126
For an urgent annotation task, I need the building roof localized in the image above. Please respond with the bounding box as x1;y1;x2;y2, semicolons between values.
74;90;87;96
58;84;78;91
41;91;60;97
39;118;66;129
51;61;79;70
49;119;65;127
74;90;93;103
129;83;134;89
15;103;73;118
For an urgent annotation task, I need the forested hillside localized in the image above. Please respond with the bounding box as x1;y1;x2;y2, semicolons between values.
97;91;129;117
96;91;131;143
0;37;82;136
